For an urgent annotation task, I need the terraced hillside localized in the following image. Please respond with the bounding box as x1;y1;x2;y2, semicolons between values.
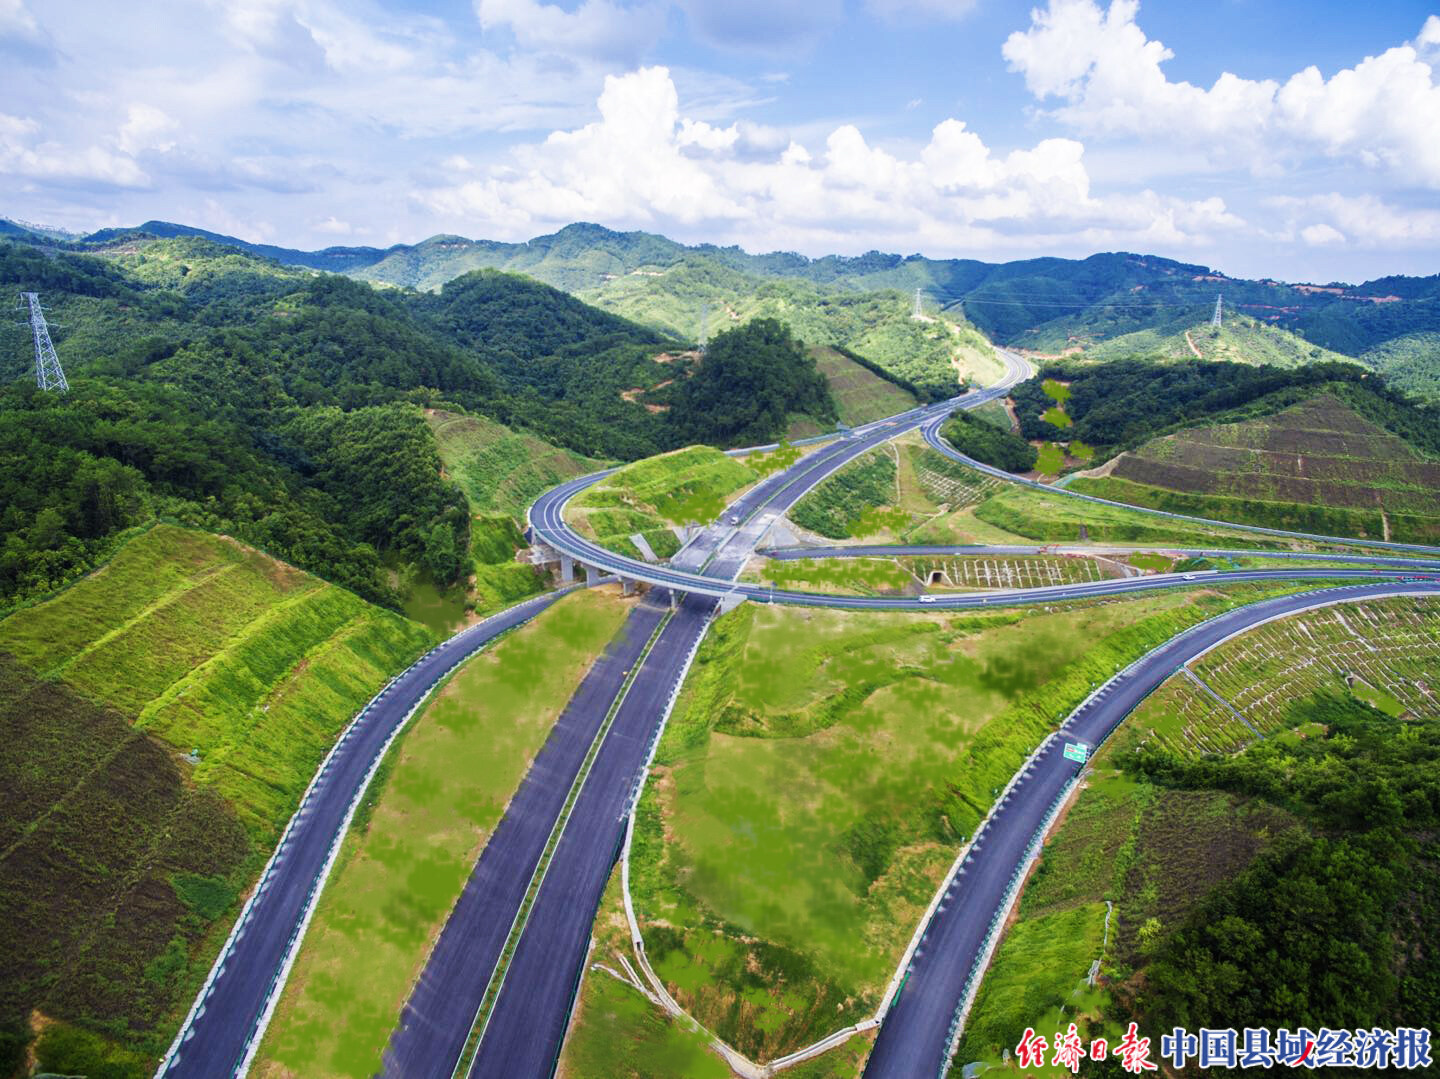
1068;394;1440;543
1125;594;1440;756
566;445;758;560
0;525;431;1075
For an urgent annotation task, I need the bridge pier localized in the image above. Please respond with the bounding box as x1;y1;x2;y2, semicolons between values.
559;554;575;583
669;589;679;611
584;563;602;586
621;577;636;596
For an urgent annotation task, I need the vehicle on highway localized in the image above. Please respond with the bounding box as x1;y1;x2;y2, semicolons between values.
918;595;937;603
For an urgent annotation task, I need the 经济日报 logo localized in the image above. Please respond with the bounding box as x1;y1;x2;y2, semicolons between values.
1013;1023;1432;1072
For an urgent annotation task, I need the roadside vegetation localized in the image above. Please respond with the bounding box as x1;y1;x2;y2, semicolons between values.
256;588;631;1079
952;594;1440;1075
784;435;1300;550
939;410;1037;473
567;445;759;560
800;346;919;432
627;582;1335;1062
0;524;431;1077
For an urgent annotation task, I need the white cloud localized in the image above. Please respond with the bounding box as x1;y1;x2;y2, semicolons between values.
117;104;176;155
477;0;667;63
416;66;1244;257
0;111;149;186
1004;0;1440;184
1300;223;1344;247
1272;193;1440;248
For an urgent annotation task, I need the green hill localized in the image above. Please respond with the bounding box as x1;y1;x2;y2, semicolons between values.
1068;392;1440;543
566;445;758;560
0;524;431;1076
1082;312;1351;368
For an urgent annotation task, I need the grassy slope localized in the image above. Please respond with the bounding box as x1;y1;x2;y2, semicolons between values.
1068;393;1440;544
953;770;1293;1074
255;588;632;1079
785;436;1297;550
1083;312;1352;368
422;408;604;626
951;597;1440;1073
426;408;603;520
795;346;918;435
567;445;758;560
628;583;1326;1061
0;524;431;1072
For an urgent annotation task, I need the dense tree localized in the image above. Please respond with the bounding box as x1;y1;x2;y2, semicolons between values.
669;319;836;446
940;409;1037;472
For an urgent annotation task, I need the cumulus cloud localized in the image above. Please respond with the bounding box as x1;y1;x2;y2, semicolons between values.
1270;193;1440;249
1004;0;1440;184
416;66;1244;255
0;111;149;187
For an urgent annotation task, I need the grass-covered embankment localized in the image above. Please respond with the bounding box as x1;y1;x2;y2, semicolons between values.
628;581;1332;1062
567;445;758;559
0;524;432;1077
255;587;632;1079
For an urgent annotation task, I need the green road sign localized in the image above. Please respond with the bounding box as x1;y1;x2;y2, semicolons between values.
1063;742;1088;763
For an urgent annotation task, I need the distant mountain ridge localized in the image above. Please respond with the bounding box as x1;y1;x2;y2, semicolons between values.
8;216;1439;375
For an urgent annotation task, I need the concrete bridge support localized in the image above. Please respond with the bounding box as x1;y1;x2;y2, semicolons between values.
584;563;602;586
622;577;636;596
559;554;575;583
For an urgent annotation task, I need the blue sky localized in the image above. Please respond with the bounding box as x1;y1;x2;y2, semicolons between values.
3;0;1438;281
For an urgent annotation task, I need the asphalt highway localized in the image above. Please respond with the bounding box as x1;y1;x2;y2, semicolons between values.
155;588;573;1079
379;594;669;1079
761;544;1440;570
862;580;1440;1079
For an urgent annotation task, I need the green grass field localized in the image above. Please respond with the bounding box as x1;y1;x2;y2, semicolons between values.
0;524;433;1076
745;555;1110;597
568;445;758;558
255;588;633;1079
785;436;1298;552
629;582;1324;1061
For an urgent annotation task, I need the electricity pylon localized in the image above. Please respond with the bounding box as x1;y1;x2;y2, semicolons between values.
1211;293;1223;329
698;302;710;353
912;287;924;319
19;292;68;391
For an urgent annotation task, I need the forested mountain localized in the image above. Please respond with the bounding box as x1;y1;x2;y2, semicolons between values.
0;237;836;612
23;219;1436;388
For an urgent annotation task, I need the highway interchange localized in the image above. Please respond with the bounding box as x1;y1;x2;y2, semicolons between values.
160;346;1440;1079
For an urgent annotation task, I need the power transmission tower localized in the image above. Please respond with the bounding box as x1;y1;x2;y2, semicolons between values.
1210;293;1223;329
697;302;710;354
19;292;68;391
912;287;924;319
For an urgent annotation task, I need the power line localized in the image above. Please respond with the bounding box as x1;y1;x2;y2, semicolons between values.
19;292;68;392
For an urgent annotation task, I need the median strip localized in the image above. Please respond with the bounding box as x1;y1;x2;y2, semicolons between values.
448;603;675;1079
